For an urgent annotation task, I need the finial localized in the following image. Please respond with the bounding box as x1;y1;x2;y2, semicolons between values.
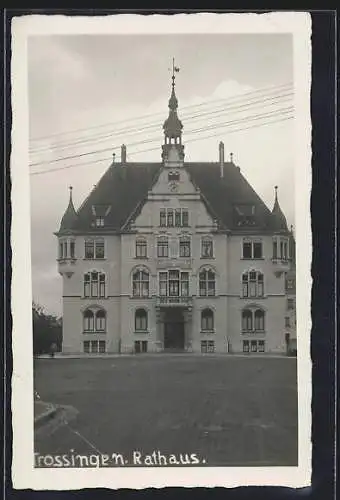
274;185;278;200
230;152;234;163
69;185;73;201
170;57;180;89
112;152;116;162
290;224;294;233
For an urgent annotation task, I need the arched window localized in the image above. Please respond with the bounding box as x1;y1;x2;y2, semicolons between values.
84;271;106;298
242;309;253;331
136;238;147;258
201;308;214;331
254;309;265;331
96;309;106;331
201;237;213;258
132;269;149;297
83;309;106;333
83;309;94;332
199;269;216;296
242;270;264;297
179;236;191;257
241;308;265;331
135;309;148;331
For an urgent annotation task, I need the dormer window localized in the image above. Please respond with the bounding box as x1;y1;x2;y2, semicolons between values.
96;216;105;227
234;204;256;226
168;171;180;182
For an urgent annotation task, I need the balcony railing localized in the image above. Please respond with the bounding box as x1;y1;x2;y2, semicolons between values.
156;296;193;307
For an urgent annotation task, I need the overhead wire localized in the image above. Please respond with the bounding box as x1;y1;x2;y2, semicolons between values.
30;111;294;177
29;81;293;144
29;90;293;155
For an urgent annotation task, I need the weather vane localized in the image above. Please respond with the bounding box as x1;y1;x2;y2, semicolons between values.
168;57;180;87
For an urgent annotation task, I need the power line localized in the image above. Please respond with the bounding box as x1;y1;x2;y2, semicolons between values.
30;113;293;177
29;106;293;168
29;81;293;144
29;91;293;155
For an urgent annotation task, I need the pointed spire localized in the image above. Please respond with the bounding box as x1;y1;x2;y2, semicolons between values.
271;185;288;231
59;186;77;231
163;58;183;139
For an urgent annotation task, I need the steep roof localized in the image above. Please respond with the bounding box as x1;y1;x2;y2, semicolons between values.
271;186;288;231
59;188;78;233
57;161;288;234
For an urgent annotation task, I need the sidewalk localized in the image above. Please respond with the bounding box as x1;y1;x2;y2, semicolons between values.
35;352;294;360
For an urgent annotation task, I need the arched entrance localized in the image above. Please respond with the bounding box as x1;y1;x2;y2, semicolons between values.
163;308;185;351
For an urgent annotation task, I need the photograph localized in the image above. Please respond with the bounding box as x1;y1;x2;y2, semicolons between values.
10;12;312;490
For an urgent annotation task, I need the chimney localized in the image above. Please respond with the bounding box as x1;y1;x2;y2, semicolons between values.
121;144;127;164
219;141;225;178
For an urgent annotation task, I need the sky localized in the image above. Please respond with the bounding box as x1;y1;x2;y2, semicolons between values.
28;33;294;316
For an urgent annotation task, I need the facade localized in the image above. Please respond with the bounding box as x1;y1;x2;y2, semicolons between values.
55;71;296;355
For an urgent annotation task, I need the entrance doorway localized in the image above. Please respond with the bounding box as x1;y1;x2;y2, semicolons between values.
163;309;185;351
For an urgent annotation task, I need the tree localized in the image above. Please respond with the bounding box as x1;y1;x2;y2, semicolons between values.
32;302;62;355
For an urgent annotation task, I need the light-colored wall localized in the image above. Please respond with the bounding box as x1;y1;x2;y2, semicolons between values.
58;165;291;355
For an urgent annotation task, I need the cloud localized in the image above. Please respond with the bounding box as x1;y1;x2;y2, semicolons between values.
28;34;294;315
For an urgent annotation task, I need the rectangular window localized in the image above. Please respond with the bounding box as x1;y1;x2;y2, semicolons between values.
258;340;265;352
243;241;262;259
160;210;166;227
99;274;106;298
98;341;106;353
136;240;147;258
63;242;68;258
135;314;147;331
180;272;189;297
70;241;75;259
135;341;148;353
182;210;189;227
273;240;278;259
96;217;104;227
85;240;94;259
167;209;174;227
201;341;208;353
243;242;252;259
95;240;105;259
253;242;263;259
168;270;180;297
202;239;213;258
179;239;191;257
83;341;90;353
243;340;250;353
175;209;181;227
251;340;257;352
285;316;291;328
157;240;168;258
59;242;64;259
287;298;294;310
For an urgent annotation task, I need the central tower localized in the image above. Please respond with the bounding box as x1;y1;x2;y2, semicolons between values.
162;58;185;166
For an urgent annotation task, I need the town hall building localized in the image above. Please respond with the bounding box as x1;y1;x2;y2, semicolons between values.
56;68;296;355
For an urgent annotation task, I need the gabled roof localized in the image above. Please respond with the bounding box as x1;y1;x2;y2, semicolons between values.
70;162;162;232
57;160;289;235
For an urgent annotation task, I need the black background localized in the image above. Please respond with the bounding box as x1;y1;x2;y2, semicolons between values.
2;8;337;500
